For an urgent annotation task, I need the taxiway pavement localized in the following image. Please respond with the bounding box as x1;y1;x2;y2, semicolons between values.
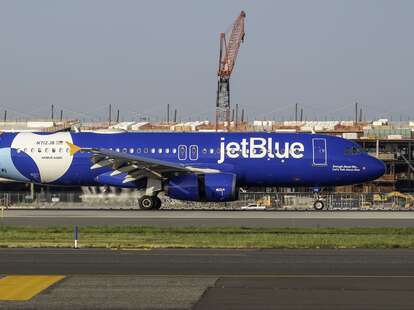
2;209;414;227
1;249;414;309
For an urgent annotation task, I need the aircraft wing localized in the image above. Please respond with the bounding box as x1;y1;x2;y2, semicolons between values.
68;143;220;183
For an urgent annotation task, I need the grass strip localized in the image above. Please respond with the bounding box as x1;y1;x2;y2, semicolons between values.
1;226;414;249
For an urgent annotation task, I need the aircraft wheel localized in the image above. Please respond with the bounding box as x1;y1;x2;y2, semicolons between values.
138;195;157;210
313;200;324;210
153;197;162;209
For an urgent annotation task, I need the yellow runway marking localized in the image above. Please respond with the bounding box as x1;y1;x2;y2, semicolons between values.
0;275;65;301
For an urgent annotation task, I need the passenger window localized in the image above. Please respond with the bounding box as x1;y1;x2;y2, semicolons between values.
165;148;170;154
38;148;42;153
202;148;207;154
116;148;120;152
209;148;214;154
31;148;35;153
45;148;49;153
129;148;134;154
172;148;177;154
137;148;141;154
122;148;127;153
158;148;162;154
52;148;56;153
144;148;148;153
151;148;155;154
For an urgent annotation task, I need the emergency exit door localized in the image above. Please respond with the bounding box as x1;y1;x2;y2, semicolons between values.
177;145;198;161
312;138;327;166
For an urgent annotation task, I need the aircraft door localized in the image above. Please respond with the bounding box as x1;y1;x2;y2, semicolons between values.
189;145;198;161
312;138;327;166
178;145;187;160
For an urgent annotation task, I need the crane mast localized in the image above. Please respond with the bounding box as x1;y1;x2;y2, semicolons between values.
216;10;246;131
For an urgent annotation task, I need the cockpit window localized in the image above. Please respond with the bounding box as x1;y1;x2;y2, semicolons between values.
345;146;363;155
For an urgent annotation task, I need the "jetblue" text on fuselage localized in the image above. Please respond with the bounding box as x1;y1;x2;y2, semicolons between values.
217;137;305;164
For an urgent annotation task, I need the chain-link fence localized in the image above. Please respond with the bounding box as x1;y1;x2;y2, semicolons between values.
238;191;414;210
0;190;413;210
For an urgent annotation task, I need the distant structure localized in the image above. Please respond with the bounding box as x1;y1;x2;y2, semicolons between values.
216;11;246;131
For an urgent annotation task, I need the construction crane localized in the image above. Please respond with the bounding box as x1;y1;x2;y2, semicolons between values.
216;10;246;131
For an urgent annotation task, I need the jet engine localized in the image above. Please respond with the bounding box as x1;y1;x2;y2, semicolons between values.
165;173;238;202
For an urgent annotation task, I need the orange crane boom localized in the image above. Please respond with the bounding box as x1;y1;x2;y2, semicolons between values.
218;10;246;79
216;11;246;130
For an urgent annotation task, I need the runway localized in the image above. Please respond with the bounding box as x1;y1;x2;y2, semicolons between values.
2;209;414;227
3;210;414;308
1;249;414;309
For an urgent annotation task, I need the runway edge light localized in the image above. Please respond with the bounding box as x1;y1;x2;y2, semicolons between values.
74;225;79;249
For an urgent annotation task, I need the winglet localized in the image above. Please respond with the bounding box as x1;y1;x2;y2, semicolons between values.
66;142;81;156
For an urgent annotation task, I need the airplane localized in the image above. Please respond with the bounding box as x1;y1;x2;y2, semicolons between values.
0;131;385;210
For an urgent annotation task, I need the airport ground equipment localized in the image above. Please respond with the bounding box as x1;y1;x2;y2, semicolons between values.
380;191;414;208
216;11;246;130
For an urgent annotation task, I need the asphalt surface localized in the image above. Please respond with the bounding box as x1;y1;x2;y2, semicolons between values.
2;248;414;276
2;209;414;227
1;249;414;309
2;211;414;308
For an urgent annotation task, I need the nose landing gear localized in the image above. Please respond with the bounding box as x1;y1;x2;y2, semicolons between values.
312;188;325;210
138;195;162;210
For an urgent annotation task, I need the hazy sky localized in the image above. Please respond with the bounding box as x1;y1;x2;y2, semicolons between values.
0;1;413;122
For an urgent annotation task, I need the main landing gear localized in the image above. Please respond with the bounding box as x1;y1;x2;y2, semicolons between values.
138;195;161;210
313;200;325;210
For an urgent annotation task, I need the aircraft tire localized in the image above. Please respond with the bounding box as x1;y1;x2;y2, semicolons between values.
153;197;162;209
138;195;157;210
313;200;324;210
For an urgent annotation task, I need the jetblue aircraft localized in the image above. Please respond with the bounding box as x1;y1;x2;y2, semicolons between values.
0;131;385;210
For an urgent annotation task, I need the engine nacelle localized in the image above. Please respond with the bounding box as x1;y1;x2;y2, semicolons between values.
165;173;238;202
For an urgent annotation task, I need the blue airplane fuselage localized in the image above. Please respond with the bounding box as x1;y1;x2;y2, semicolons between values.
0;131;385;193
